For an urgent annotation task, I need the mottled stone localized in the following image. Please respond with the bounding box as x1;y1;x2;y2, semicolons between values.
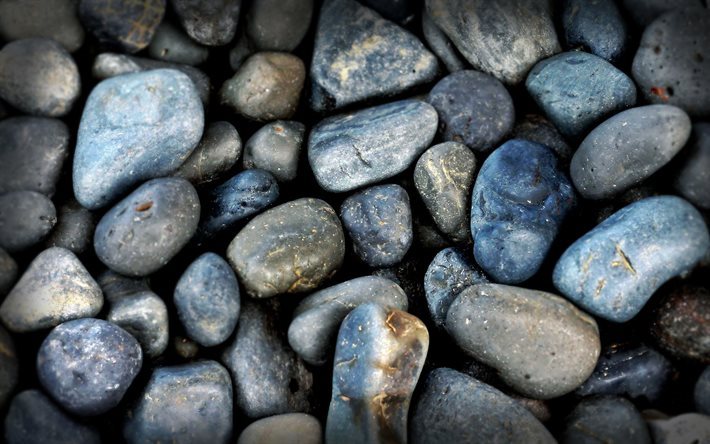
0;0;85;52
37;318;142;416
562;396;651;444
621;0;702;26
695;366;710;414
426;0;560;84
675;122;710;209
227;198;344;298
172;0;241;46
554;196;709;322
148;22;209;65
562;0;628;63
421;10;466;72
308;99;437;193
79;0;164;52
0;325;17;408
45;200;95;254
447;283;601;399
471;140;576;284
108;290;169;358
310;0;438;112
410;368;555;444
0;248;17;296
74;69;204;210
0;38;80;117
246;0;313;51
0;191;56;252
243;121;305;182
647;413;710;444
222;301;313;418
175;121;242;186
526;52;637;139
94;178;201;277
326;303;428;444
288;276;408;365
124;361;232;444
510;114;573;162
239;414;321;444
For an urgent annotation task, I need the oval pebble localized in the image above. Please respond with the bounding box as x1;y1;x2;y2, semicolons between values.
172;0;241;46
107;290;169;359
243;120;305;182
562;396;651;444
0;191;56;253
246;0;313;52
175;121;242;186
148;22;209;66
562;0;628;63
675;122;710;209
238;413;322;444
79;0;165;53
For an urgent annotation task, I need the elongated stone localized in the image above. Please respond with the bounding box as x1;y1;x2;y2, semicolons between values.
553;196;709;322
446;283;601;399
308;99;437;193
238;413;322;444
421;10;466;73
288;276;408;365
175;121;242;186
562;396;651;444
0;190;56;253
326;303;428;444
107;290;169;359
0;325;17;408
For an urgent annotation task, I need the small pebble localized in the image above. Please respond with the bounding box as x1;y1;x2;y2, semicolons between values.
243;120;305;182
0;190;57;253
45;199;95;254
562;396;651;444
421;9;466;73
0;325;18;408
510;114;573;162
562;0;628;63
695;366;710;414
0;0;84;52
674;122;710;209
647;413;710;444
148;22;209;66
79;0;165;53
175;121;243;186
239;413;321;444
246;0;314;52
0;248;17;296
172;0;241;46
107;290;169;359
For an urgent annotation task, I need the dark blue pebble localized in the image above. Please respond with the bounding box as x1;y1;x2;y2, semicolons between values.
562;0;628;63
562;396;651;444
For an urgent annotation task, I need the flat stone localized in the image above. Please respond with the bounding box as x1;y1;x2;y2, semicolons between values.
107;290;169;358
148;22;209;66
510;114;573;162
0;325;18;408
45;199;95;254
74;69;204;210
308;99;437;193
0;191;56;252
410;368;555;444
675;122;710;209
288;276;408;365
310;0;438;112
446;283;601;399
554;196;709;322
562;396;651;444
227;198;344;298
175;121;242;186
246;0;313;51
526;51;637;139
0;248;18;296
0;0;85;52
695;366;710;414
471;140;576;284
79;0;165;53
172;0;241;46
238;413;322;444
243;121;305;182
37;318;142;416
647;413;710;444
621;0;702;26
421;10;466;72
562;0;628;63
426;0;560;84
326;303;428;444
124;361;233;444
94;178;201;277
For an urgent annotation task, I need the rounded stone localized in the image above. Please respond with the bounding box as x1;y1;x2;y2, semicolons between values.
172;0;241;46
0;325;18;409
562;396;651;444
148;22;209;66
175;121;242;186
238;413;322;444
246;0;313;52
562;0;628;63
0;0;85;52
0;190;56;253
675;122;710;209
243;120;305;182
79;0;165;53
107;290;169;359
695;366;710;414
45;199;95;254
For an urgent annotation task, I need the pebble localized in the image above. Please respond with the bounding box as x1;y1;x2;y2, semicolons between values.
0;191;57;253
243;121;305;182
425;0;560;84
0;326;18;408
246;0;314;52
414;142;477;241
553;196;709;322
695;366;710;414
470;140;576;284
175;121;243;186
0;249;18;296
227;198;344;298
309;0;438;112
148;22;209;66
0;116;70;196
562;0;628;63
621;0;702;27
4;390;100;444
238;413;322;444
427;70;515;153
410;368;555;444
326;303;428;444
220;52;305;121
107;290;169;359
79;0;165;53
446;283;601;399
341;184;413;267
561;396;651;444
174;253;241;347
73;69;204;210
288;276;408;365
0;38;80;117
526;51;637;139
423;247;488;328
37;318;142;416
308;99;438;193
675;122;710;209
45;199;95;254
97;270;150;300
421;10;466;73
172;0;241;46
510;114;573;162
222;301;313;418
94;178;201;277
647;413;710;444
0;0;85;52
632;8;710;117
124;361;233;444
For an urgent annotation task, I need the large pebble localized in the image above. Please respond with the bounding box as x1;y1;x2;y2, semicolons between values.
148;22;209;66
45;199;95;254
227;198;344;298
0;325;17;408
675;122;710;209
562;0;628;63
0;0;84;52
562;396;651;444
647;413;710;444
246;0;313;52
79;0;165;53
471;140;576;284
695;366;710;414
421;10;466;73
0;191;56;252
288;276;408;365
74;69;203;210
326;303;428;444
172;0;241;46
308;99;437;193
0;248;18;296
94;178;201;277
243;120;305;182
175;121;242;186
107;289;169;359
37;318;142;416
238;413;322;444
446;283;601;399
410;368;555;444
554;196;709;322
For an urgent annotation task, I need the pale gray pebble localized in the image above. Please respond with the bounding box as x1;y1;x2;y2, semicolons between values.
243;120;305;182
175;121;242;186
148;21;209;66
421;9;466;73
0;0;85;52
0;248;18;296
561;396;651;444
0;190;57;253
172;0;242;46
45;199;95;254
246;0;314;52
621;0;703;27
675;122;710;209
647;413;710;444
238;413;322;444
108;290;169;358
0;325;18;409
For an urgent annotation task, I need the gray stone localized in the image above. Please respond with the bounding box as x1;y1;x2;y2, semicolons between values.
45;199;95;254
243;120;305;182
0;191;56;252
0;0;85;52
0;325;18;409
148;22;209;66
695;366;710;414
238;413;322;444
647;413;710;444
108;290;169;358
675;123;710;209
97;270;151;301
246;0;313;51
172;0;241;46
79;0;165;53
421;10;466;73
0;248;17;296
562;0;628;63
562;396;651;444
175;121;242;186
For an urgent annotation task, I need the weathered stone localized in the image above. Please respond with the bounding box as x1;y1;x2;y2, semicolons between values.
79;0;165;53
243;120;305;182
107;290;169;358
175;121;242;186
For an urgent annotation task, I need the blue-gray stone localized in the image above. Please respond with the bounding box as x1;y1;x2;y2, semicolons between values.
562;396;651;444
238;413;322;444
246;0;313;51
562;0;628;63
0;248;17;296
73;68;204;210
0;0;85;52
421;9;466;73
410;368;555;444
695;366;710;414
326;302;428;444
423;247;488;328
172;0;241;46
175;121;242;186
79;0;165;53
107;289;169;359
648;413;710;444
309;0;438;112
148;22;209;66
4;390;100;444
675;122;710;209
288;275;408;365
471;140;576;284
37;318;142;416
308;99;437;193
621;0;702;27
554;195;709;322
174;252;241;347
341;184;413;267
0;190;56;253
526;51;637;139
124;361;233;444
427;70;515;153
94;178;201;277
0;325;17;408
571;105;691;200
243;120;305;182
45;199;95;254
